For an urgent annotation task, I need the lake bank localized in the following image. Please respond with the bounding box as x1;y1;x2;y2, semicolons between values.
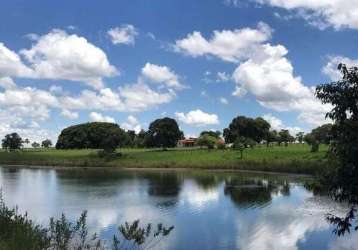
0;144;328;175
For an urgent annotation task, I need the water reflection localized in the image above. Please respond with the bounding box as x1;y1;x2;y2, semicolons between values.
0;166;356;250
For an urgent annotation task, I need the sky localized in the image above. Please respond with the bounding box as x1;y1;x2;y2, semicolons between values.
0;0;357;143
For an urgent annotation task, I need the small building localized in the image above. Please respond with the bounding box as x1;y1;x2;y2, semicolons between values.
178;137;197;147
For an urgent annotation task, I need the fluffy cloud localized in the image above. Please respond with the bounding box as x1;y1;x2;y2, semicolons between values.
89;112;115;123
175;22;331;128
232;43;332;127
0;43;32;77
174;22;272;63
19;29;117;89
322;55;358;81
121;115;142;133
107;24;138;45
60;109;79;120
246;0;358;30
263;113;302;135
60;82;175;113
175;109;219;126
141;63;184;89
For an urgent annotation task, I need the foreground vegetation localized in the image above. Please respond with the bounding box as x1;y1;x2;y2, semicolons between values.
0;144;328;175
0;193;173;250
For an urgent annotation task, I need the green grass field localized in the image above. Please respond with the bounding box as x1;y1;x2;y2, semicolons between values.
0;144;329;174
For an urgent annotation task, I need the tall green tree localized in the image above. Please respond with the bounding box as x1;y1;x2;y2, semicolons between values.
2;133;23;151
145;118;182;148
223;116;270;144
316;63;358;235
56;122;126;153
41;139;52;148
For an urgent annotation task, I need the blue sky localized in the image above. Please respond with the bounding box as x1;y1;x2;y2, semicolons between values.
0;0;357;142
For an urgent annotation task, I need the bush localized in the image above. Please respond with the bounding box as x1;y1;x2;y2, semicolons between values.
0;193;174;249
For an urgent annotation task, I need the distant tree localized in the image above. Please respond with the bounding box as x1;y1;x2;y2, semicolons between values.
278;129;291;147
233;137;246;159
2;133;23;151
223;116;270;144
41;139;52;148
199;130;221;139
196;134;218;149
56;122;126;153
145;118;182;149
296;132;305;144
266;130;278;147
311;124;332;144
31;142;40;149
134;129;147;148
304;124;332;152
23;138;30;148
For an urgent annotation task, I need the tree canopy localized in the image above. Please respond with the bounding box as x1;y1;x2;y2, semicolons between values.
56;122;126;152
223;116;270;143
316;63;358;235
144;118;183;148
2;133;23;151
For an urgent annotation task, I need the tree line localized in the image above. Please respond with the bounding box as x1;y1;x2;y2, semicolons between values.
2;115;332;155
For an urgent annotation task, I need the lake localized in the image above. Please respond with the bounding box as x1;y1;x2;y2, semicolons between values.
0;166;356;250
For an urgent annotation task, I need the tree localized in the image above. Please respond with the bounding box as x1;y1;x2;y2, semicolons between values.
233;137;246;159
196;134;218;149
41;139;52;148
2;133;23;151
304;133;319;152
266;130;278;147
315;63;358;234
32;142;40;149
145;118;182;149
56;122;126;153
304;124;332;152
278;129;292;147
296;132;304;144
23;138;30;148
223;116;270;144
199;130;221;139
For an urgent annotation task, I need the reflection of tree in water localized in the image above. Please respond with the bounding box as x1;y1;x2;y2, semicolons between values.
191;174;222;190
224;178;291;208
146;173;183;208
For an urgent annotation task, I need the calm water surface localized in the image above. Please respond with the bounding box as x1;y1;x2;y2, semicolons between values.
0;166;356;250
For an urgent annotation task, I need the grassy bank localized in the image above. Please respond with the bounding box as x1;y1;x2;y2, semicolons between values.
0;144;329;174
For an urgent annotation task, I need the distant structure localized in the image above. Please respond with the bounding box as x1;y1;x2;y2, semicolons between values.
178;137;197;147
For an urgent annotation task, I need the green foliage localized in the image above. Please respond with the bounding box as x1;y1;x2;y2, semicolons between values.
56;122;126;153
0;144;328;174
31;142;40;149
196;134;218;149
199;130;221;139
316;63;358;234
41;139;52;148
2;133;23;151
233;137;246;159
223;116;270;144
145;117;182;148
0;194;174;249
296;132;305;144
278;129;294;147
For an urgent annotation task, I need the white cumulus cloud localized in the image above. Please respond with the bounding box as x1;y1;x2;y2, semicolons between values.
108;24;138;45
89;112;115;123
141;63;184;89
175;109;219;127
19;29;118;89
174;22;272;63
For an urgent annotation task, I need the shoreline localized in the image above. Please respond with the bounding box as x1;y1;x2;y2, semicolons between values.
0;163;313;177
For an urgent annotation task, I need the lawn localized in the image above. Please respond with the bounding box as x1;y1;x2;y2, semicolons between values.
0;144;329;174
